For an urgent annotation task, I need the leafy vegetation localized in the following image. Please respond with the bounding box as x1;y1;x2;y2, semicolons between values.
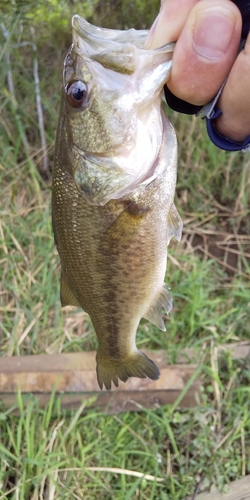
0;1;249;499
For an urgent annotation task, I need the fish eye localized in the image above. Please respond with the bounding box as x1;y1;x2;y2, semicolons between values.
65;80;88;108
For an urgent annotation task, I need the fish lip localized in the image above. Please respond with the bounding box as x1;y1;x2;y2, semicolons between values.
72;15;175;54
72;15;148;47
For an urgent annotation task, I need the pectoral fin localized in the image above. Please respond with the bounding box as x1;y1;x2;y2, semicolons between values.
167;203;183;244
143;284;172;331
100;201;149;254
60;274;80;307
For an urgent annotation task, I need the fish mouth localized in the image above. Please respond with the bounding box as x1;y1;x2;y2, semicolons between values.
72;15;175;54
72;15;148;48
71;17;174;79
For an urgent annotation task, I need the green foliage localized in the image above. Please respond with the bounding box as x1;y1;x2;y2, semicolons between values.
1;0;99;53
89;0;160;29
25;0;100;33
1;0;99;24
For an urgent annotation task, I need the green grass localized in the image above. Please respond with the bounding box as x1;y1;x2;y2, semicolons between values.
0;368;250;499
0;2;250;499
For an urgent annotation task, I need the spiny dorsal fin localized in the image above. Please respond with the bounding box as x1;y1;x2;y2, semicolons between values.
143;284;172;331
167;203;183;244
60;274;81;307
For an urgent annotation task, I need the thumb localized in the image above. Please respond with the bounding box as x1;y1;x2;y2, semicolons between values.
148;0;242;107
145;0;198;48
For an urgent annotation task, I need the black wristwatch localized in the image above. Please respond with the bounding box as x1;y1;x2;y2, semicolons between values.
164;0;250;151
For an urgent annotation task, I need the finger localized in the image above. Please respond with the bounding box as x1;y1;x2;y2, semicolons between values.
149;0;242;106
169;0;242;105
215;32;250;142
145;0;199;49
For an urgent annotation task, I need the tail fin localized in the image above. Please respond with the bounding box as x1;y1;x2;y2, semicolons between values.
96;350;160;390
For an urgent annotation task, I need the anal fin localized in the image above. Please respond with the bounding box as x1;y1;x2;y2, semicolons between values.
60;274;80;307
143;284;172;331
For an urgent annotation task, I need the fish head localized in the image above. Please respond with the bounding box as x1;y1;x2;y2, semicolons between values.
59;16;175;205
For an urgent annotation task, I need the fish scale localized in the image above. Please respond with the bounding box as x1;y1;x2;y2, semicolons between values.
52;16;182;390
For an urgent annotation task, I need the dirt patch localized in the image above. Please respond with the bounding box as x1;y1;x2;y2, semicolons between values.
182;216;250;278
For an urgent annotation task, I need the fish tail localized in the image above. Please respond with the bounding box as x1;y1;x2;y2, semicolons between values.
96;350;160;390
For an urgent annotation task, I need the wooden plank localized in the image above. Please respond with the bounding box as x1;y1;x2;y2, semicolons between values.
0;351;200;413
0;341;248;414
195;475;250;500
0;361;197;393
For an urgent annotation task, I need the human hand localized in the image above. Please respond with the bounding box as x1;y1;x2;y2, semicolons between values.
147;0;250;144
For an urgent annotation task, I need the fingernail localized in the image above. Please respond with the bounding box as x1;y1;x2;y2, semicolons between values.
193;8;236;60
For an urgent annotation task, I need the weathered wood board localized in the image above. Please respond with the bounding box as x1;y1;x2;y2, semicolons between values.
0;350;200;413
195;475;250;500
0;342;248;414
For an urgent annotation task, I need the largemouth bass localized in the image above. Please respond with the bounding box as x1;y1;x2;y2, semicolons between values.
52;16;182;390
